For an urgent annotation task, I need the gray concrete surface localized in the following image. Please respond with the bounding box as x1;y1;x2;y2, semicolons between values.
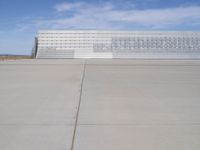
0;59;200;150
0;60;84;150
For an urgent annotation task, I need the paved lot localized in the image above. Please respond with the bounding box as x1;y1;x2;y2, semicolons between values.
0;59;200;150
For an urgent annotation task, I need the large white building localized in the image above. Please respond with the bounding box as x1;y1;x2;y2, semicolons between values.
34;30;200;59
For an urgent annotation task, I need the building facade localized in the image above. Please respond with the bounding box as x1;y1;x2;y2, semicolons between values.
35;30;200;58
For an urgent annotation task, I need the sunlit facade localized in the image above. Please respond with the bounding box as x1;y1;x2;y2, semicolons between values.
35;30;200;58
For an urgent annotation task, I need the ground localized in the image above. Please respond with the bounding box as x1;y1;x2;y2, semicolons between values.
0;59;200;150
0;55;32;61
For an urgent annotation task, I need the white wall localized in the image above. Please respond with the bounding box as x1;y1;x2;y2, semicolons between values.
36;30;200;59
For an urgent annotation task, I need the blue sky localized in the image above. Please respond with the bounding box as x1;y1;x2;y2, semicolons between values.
0;0;200;55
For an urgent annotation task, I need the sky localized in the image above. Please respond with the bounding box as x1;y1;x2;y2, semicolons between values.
0;0;200;55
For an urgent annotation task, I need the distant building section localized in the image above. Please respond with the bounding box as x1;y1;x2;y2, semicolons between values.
34;30;200;58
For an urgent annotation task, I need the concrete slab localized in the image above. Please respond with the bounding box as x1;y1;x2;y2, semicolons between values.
1;59;200;150
0;60;84;150
0;59;85;65
0;64;83;124
74;125;200;150
86;59;200;66
0;125;73;150
78;64;200;124
75;60;200;150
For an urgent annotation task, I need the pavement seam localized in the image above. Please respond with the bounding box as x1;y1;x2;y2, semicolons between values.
76;123;200;126
0;124;75;126
70;60;86;150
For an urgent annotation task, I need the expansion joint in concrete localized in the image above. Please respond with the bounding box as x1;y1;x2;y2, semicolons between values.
71;60;86;150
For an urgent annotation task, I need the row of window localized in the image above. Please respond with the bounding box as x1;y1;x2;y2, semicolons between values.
39;36;200;39
38;38;200;43
39;40;200;43
38;40;200;47
38;42;200;46
39;32;199;35
39;46;200;49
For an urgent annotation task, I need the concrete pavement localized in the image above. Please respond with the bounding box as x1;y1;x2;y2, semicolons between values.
0;59;200;150
0;60;84;150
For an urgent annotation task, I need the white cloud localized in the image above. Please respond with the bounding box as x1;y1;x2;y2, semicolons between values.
109;6;200;24
54;2;85;12
35;2;200;29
